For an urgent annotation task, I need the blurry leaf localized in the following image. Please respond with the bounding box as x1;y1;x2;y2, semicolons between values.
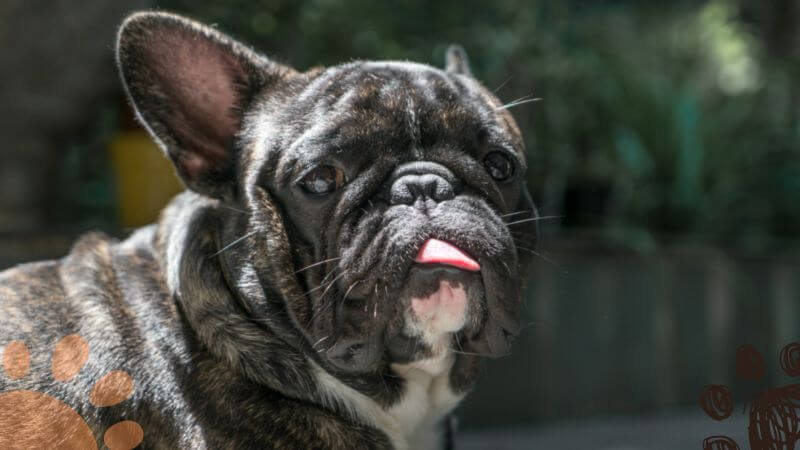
672;91;704;211
614;126;653;177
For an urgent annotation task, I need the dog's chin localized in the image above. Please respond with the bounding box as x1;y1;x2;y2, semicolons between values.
384;265;483;363
323;262;493;374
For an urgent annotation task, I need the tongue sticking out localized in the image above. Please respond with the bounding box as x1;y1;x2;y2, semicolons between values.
414;238;481;272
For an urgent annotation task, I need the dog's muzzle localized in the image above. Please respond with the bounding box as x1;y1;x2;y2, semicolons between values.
386;162;479;330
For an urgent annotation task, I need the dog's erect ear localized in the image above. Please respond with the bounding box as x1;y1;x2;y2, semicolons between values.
445;45;472;76
116;12;297;199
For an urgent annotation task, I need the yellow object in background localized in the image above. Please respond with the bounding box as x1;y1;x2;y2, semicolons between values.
109;131;183;228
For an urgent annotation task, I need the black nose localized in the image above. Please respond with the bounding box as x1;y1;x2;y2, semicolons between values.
387;162;459;205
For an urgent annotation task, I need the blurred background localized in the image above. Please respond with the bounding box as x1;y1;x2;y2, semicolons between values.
1;0;798;448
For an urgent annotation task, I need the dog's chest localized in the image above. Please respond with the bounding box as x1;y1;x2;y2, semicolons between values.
315;350;464;450
388;353;464;449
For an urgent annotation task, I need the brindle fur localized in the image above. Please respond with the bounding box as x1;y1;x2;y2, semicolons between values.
0;11;538;449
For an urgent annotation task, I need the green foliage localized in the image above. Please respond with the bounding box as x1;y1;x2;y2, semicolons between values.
162;0;800;252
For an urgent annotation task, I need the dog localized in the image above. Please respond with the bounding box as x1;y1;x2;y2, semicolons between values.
0;11;538;450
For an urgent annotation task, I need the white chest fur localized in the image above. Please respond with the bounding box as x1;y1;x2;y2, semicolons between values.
313;348;464;450
388;351;464;449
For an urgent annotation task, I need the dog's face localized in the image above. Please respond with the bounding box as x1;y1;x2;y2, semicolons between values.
261;60;533;373
118;13;537;387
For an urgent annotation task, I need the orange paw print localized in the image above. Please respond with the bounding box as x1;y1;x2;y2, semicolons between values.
700;343;800;450
0;335;144;450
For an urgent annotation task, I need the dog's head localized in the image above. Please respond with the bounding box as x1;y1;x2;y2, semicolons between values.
117;12;537;391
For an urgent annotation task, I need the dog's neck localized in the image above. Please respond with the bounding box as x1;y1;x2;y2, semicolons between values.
155;192;323;401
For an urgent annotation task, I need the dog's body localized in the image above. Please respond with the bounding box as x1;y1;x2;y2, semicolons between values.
1;198;395;449
0;12;538;450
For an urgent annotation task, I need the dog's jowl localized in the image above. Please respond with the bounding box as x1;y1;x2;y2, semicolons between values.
0;11;539;450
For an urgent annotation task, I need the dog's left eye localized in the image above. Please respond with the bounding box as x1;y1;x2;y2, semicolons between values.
483;151;515;182
300;166;344;195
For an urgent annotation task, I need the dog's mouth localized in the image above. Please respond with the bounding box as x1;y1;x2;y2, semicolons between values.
396;239;482;359
323;238;486;372
322;238;511;374
383;259;484;365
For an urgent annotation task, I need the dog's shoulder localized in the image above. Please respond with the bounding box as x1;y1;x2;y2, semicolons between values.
0;231;121;339
0;226;201;443
0;227;170;333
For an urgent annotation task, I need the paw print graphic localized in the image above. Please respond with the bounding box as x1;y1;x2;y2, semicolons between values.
0;335;144;449
700;343;800;450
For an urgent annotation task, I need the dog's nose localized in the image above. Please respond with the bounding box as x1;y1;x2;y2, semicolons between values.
387;161;459;205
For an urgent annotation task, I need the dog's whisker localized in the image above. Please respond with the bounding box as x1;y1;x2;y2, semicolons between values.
295;257;342;274
492;75;514;93
311;300;339;330
312;335;330;348
217;204;250;215
513;244;541;257
505;215;563;227
306;279;334;297
317;264;341;285
495;96;542;111
208;231;257;258
511;237;538;247
449;348;509;358
514;245;561;268
305;267;340;295
499;210;532;219
500;260;512;275
499;94;534;106
307;278;347;327
318;270;349;301
342;280;360;300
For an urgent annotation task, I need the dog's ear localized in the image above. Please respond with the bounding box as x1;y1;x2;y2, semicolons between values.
445;45;472;76
116;12;297;199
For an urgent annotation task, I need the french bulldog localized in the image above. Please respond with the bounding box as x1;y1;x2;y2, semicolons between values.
0;11;538;450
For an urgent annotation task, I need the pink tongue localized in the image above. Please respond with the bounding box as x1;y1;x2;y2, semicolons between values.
414;239;481;272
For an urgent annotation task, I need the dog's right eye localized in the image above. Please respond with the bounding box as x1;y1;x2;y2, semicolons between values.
299;166;344;195
483;151;515;182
